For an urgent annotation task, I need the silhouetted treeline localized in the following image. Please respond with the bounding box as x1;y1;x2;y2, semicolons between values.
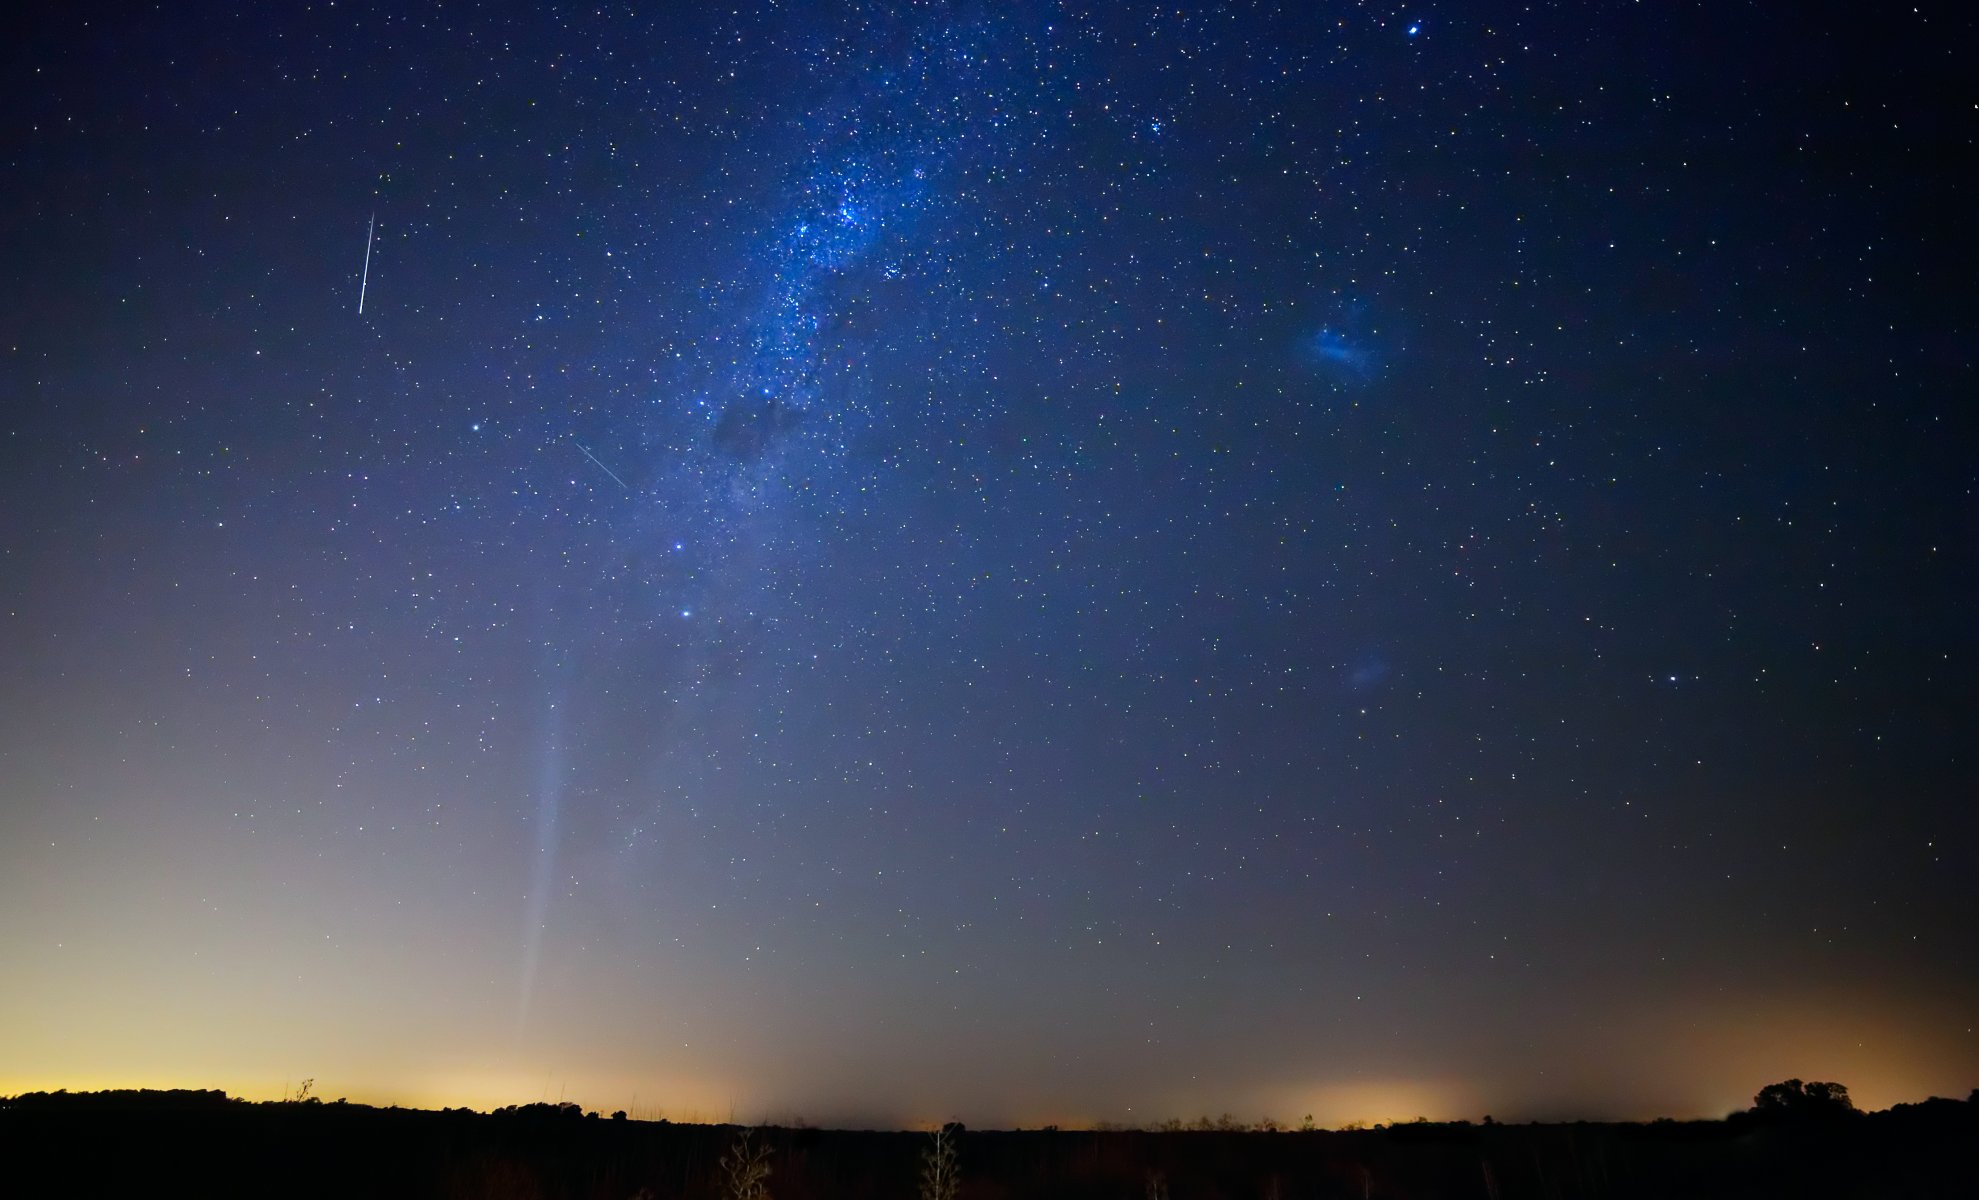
4;1087;239;1111
4;1086;1976;1199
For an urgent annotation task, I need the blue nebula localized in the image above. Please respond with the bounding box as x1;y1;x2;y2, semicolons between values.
1309;327;1379;382
1300;298;1393;387
1346;652;1392;691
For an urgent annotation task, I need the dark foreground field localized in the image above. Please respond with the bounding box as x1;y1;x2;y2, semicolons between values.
4;1090;1975;1199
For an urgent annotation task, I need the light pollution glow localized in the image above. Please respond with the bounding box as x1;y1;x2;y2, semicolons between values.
2;978;1965;1127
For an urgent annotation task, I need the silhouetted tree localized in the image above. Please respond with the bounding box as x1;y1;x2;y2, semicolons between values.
720;1128;773;1200
1753;1079;1857;1117
920;1123;960;1200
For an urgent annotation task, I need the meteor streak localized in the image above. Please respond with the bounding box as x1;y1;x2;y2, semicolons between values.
571;438;628;489
358;212;376;314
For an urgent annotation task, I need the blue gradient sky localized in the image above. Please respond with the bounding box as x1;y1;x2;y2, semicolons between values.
3;1;1973;1126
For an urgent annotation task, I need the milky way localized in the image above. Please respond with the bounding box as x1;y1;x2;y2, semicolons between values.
522;6;1061;1017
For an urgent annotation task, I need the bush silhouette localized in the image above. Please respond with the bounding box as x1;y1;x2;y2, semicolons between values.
1752;1079;1858;1118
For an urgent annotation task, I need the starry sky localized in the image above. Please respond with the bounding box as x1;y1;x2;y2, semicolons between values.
3;1;1974;1128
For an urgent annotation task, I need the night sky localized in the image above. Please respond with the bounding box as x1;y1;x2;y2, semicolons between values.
3;1;1974;1128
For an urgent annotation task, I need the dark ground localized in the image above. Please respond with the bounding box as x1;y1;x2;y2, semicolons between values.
3;1090;1975;1199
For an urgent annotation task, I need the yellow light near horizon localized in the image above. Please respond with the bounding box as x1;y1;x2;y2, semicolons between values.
1288;1080;1478;1128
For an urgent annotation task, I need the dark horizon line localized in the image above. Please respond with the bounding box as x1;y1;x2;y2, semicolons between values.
7;1083;1973;1136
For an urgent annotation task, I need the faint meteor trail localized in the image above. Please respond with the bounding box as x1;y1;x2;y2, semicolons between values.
517;685;565;1032
571;437;628;489
357;212;376;314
